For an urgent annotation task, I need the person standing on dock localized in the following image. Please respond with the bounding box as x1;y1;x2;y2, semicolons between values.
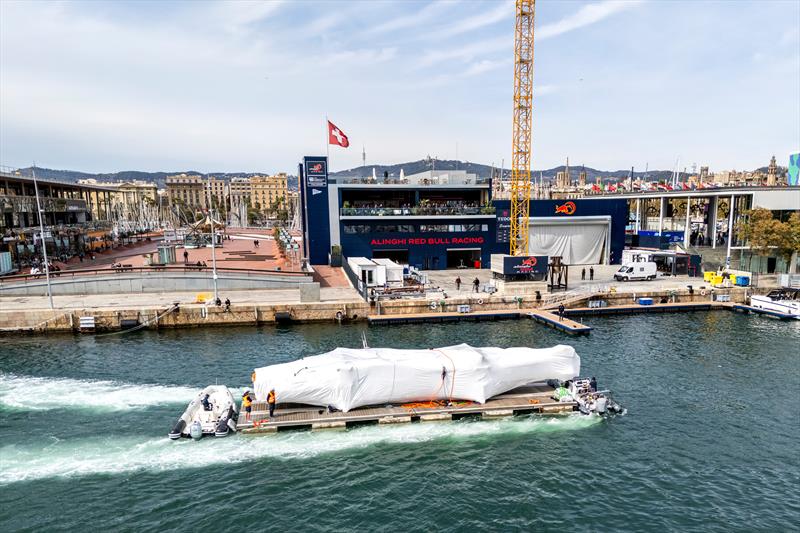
267;388;276;419
589;266;594;281
558;304;565;321
581;268;586;281
473;277;480;293
183;250;189;264
455;276;461;291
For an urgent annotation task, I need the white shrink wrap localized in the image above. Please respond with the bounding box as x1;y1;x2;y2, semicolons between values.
252;344;580;412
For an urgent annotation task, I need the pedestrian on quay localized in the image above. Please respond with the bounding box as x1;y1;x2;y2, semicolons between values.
581;268;586;281
215;297;222;307
224;298;231;312
183;250;189;263
589;266;594;281
267;388;277;419
455;276;461;291
254;239;259;248
558;303;565;322
473;277;480;293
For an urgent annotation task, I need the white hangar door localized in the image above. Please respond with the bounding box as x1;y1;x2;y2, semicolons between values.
528;216;611;265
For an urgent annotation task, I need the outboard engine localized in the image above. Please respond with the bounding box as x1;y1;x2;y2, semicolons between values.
594;396;608;415
215;406;234;437
190;420;203;440
169;419;187;440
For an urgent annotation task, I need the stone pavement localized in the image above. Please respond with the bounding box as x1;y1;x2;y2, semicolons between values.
0;286;360;311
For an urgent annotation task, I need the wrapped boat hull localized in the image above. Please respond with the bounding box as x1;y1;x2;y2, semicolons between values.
253;344;580;412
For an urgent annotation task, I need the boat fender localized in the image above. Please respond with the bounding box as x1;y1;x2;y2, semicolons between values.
477;298;484;305
430;301;437;310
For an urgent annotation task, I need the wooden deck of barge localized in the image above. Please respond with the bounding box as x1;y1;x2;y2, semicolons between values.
236;384;576;434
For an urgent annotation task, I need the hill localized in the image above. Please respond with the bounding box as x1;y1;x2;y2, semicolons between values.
332;159;675;183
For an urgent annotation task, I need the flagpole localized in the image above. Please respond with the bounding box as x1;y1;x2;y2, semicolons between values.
325;114;329;162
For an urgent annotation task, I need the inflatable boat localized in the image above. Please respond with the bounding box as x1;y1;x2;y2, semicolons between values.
567;378;625;416
169;385;238;440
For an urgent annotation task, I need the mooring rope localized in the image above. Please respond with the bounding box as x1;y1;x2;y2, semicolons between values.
94;303;179;337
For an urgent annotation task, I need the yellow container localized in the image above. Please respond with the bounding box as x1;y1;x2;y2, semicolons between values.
703;271;714;282
712;275;724;286
729;274;737;282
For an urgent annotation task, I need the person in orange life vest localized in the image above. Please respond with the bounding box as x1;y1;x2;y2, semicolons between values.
267;389;276;418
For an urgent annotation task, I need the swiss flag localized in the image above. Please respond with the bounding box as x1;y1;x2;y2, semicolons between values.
328;120;349;148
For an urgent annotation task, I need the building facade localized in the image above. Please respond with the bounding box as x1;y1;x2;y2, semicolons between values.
299;156;627;269
165;174;206;209
250;173;288;214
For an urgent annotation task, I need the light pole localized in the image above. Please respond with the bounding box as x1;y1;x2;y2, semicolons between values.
206;179;219;302
32;164;54;309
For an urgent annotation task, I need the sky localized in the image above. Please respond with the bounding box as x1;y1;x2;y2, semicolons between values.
1;0;798;175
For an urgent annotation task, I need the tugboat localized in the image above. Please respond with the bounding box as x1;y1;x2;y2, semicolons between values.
749;287;800;318
169;385;238;440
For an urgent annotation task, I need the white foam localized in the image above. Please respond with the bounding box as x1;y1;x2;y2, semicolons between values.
0;373;200;412
0;415;601;484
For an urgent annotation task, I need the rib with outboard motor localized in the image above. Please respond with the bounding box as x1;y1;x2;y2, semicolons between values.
169;385;238;440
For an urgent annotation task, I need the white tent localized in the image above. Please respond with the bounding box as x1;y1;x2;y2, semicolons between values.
252;344;580;412
529;216;610;265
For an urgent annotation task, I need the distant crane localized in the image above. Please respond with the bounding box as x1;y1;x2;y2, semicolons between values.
509;0;535;256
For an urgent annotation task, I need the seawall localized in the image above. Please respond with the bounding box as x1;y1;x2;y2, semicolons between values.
0;286;757;334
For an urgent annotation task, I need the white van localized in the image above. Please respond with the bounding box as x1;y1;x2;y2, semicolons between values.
614;261;658;281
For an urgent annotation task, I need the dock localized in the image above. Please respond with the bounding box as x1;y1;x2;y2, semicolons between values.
730;303;799;320
237;384;575;434
368;309;523;325
562;301;731;317
527;309;592;335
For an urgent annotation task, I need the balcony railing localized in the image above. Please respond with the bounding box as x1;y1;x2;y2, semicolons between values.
337;177;490;186
340;205;496;217
0;194;89;213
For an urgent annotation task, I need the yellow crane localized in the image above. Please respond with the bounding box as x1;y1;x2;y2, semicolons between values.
509;0;535;256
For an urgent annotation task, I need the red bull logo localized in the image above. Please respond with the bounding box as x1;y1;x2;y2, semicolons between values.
309;163;323;173
554;201;576;215
520;257;538;267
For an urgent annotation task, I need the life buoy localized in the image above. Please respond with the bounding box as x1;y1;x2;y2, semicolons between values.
430;301;438;310
477;299;484;305
700;289;706;296
335;311;343;322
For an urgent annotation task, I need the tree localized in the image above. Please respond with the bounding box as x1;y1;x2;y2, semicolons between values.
737;208;800;273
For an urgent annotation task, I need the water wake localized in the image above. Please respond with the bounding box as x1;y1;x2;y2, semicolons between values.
0;415;601;484
0;373;199;412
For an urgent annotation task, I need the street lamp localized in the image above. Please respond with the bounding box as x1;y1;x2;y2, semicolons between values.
31;164;54;310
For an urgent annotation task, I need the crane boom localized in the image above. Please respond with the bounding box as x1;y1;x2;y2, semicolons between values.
510;0;535;256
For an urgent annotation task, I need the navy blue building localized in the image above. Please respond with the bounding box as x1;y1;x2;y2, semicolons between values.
300;157;628;270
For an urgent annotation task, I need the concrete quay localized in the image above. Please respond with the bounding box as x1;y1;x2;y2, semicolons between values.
0;282;757;334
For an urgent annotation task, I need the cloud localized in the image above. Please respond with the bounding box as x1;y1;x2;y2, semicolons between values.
208;0;285;33
325;47;398;65
366;1;460;35
431;0;514;40
538;0;643;41
417;35;511;68
464;59;508;77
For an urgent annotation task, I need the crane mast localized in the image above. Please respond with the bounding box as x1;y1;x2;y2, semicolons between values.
510;0;535;256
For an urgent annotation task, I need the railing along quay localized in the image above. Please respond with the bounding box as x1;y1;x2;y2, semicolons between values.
0;265;307;284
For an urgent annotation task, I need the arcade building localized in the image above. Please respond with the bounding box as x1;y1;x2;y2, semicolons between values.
299;156;628;270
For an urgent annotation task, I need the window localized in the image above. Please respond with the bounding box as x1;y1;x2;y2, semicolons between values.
343;225;370;234
421;224;448;233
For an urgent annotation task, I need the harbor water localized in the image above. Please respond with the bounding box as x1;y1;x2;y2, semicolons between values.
1;313;798;531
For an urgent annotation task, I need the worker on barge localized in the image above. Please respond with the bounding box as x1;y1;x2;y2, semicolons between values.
267;388;276;418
